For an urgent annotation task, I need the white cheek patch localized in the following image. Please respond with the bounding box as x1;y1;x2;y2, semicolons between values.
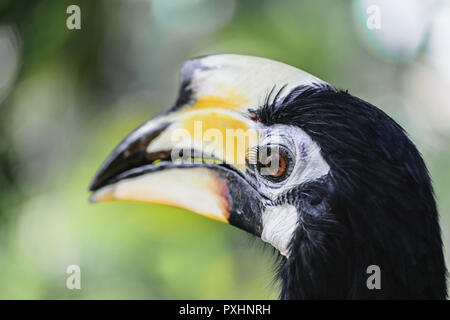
257;125;330;201
261;204;299;257
296;139;330;185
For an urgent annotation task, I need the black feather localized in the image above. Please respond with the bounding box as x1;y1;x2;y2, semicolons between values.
255;85;447;299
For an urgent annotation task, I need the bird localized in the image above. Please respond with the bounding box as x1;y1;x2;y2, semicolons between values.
89;54;447;299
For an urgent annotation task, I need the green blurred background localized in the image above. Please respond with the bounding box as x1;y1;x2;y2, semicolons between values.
0;0;449;299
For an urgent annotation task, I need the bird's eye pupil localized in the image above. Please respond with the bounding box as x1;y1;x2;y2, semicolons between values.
270;154;286;177
256;145;291;182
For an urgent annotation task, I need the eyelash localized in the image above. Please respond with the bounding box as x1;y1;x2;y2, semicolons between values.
246;146;259;164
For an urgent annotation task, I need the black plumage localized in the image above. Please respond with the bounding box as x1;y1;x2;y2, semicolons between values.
90;54;447;300
255;84;447;299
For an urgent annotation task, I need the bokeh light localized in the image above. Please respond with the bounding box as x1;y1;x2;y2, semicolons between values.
0;0;449;299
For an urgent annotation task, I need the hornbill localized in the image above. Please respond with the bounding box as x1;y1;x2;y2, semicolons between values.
89;54;447;299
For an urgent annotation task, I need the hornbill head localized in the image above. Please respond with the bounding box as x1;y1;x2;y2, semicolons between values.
89;54;447;299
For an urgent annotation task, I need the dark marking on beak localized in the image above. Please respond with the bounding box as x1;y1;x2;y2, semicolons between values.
89;122;170;191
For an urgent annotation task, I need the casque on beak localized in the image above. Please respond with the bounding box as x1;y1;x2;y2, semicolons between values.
89;54;322;237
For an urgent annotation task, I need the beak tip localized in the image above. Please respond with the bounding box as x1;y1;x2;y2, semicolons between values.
88;193;97;204
88;179;98;192
88;184;116;204
88;170;104;192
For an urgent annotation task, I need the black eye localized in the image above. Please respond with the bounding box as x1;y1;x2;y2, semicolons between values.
256;145;293;182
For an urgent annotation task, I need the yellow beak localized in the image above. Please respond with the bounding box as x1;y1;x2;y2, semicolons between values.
89;54;321;230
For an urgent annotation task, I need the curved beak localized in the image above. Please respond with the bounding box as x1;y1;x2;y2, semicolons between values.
89;106;264;234
89;54;322;236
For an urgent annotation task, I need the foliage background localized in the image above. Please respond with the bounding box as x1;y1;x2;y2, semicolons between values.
0;0;449;299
